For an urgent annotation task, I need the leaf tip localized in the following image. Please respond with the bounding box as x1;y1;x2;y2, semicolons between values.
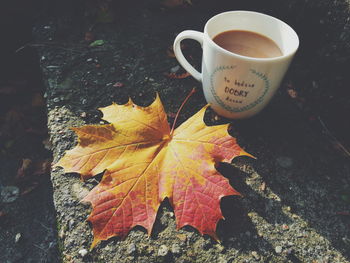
127;97;133;105
89;238;101;250
239;149;256;159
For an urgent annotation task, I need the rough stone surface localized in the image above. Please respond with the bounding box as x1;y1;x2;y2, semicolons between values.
127;243;137;255
171;243;181;255
78;248;88;258
35;1;350;262
157;245;169;257
275;245;283;254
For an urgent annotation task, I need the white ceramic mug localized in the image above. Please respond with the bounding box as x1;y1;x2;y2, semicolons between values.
173;10;299;119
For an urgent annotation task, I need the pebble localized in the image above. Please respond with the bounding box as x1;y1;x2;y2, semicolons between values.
49;241;56;249
276;156;293;168
15;233;21;243
0;186;19;203
218;257;227;263
282;224;289;230
127;243;136;255
59;228;65;239
46;65;59;69
86;58;93;62
157;245;169;257
286;248;293;255
297;232;305;238
215;244;225;252
251;251;260;260
170;65;180;73
71;183;90;200
78;248;88;257
287;241;294;247
171;243;181;255
275;245;283;254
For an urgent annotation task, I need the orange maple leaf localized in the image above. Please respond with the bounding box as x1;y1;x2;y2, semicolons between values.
55;94;253;248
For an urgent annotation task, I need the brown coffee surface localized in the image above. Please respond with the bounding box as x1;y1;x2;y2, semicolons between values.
213;30;282;58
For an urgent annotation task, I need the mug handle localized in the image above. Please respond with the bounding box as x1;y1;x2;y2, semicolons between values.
173;30;204;82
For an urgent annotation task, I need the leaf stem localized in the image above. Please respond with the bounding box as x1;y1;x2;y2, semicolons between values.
170;88;196;136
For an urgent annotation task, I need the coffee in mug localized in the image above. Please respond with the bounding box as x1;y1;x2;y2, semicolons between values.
173;11;299;119
212;30;283;58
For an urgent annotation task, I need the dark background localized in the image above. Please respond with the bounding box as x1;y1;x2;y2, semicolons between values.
1;0;349;146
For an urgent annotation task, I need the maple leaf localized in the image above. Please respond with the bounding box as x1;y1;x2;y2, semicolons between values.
55;93;253;248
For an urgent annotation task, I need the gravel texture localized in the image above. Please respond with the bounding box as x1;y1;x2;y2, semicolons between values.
36;1;349;262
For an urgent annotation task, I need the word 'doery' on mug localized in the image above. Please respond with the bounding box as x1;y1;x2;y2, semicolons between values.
173;11;299;119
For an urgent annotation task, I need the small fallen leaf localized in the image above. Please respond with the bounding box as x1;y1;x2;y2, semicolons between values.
287;88;298;99
85;31;94;42
31;93;45;107
56;94;253;248
164;72;190;79
20;182;39;196
17;158;32;178
89;40;105;47
113;82;124;88
16;158;51;184
32;159;51;176
166;46;176;58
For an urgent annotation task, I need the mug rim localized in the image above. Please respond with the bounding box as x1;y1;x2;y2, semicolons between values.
204;10;300;62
